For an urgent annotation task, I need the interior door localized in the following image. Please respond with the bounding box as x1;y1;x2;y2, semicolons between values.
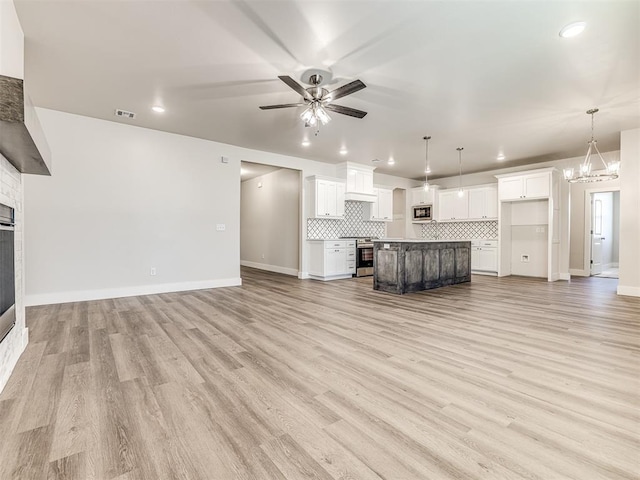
590;197;603;275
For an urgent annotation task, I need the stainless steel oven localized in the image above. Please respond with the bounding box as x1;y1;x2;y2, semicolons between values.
356;238;374;277
339;237;376;277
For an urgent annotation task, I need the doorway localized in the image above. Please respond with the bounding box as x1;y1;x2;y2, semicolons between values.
240;161;301;276
589;191;620;278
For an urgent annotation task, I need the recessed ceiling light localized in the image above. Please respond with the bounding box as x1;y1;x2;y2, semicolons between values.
388;157;395;165
339;148;348;155
152;105;165;113
497;154;505;161
559;22;586;38
301;140;310;147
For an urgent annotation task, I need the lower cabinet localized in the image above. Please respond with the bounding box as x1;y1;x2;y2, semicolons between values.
308;240;356;280
471;240;498;274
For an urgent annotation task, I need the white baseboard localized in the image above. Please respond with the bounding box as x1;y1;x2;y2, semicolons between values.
559;273;571;281
24;277;243;307
569;268;589;277
617;285;640;297
0;327;28;395
240;260;298;276
298;272;309;279
308;273;353;282
471;270;498;276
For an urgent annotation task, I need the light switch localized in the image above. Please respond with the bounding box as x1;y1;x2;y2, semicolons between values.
216;224;226;231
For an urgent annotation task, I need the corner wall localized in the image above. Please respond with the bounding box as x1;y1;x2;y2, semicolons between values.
618;128;640;297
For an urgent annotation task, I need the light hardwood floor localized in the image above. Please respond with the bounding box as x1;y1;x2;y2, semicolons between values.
0;268;638;479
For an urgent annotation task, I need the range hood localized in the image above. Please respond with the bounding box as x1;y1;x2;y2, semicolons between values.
0;75;51;175
336;162;377;202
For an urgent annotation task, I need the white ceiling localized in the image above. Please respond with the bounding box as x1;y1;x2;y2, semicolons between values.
15;0;640;180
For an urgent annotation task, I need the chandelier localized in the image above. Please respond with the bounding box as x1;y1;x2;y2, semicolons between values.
563;108;620;183
423;135;431;191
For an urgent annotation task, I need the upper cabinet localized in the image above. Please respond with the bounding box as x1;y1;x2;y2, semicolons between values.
468;186;498;220
436;184;498;222
365;186;393;222
411;186;438;206
336;162;377;202
497;172;551;201
438;190;469;221
307;176;346;219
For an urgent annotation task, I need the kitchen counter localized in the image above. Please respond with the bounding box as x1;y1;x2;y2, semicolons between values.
373;240;471;294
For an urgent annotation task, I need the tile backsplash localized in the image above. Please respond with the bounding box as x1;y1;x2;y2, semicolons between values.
421;220;498;240
307;201;386;239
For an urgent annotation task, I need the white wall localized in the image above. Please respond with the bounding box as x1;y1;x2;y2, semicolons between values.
241;168;300;275
0;0;24;78
618;128;640;297
24;109;242;305
612;191;620;264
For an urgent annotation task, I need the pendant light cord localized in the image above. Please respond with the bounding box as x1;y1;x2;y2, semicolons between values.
457;147;464;191
423;136;431;187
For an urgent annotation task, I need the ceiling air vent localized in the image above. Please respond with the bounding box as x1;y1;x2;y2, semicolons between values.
114;109;136;119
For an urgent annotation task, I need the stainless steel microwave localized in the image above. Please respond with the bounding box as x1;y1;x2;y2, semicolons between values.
412;204;433;222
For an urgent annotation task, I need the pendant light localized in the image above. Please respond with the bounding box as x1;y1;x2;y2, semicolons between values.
456;147;464;197
563;108;620;183
423;135;431;191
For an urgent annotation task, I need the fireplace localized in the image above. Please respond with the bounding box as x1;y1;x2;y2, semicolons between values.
0;203;15;343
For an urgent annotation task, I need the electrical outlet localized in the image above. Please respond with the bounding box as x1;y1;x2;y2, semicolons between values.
150;267;157;276
216;224;226;231
521;255;530;263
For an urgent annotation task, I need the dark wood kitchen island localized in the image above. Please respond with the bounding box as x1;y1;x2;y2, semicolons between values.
373;240;471;294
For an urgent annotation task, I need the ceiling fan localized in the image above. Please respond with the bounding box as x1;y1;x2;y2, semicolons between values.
259;73;367;127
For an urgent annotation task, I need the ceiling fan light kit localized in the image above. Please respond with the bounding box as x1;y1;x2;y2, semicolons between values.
259;71;367;134
563;108;620;183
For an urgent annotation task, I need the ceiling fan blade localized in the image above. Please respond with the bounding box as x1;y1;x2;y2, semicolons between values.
327;79;366;101
325;104;368;118
259;103;306;110
278;76;312;100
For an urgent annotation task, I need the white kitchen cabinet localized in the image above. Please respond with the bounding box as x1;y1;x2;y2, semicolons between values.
471;240;498;274
308;240;356;280
365;187;393;221
495;167;561;282
411;185;437;206
336;162;376;202
498;172;551;201
468;186;498;220
306;176;346;219
438;190;469;221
